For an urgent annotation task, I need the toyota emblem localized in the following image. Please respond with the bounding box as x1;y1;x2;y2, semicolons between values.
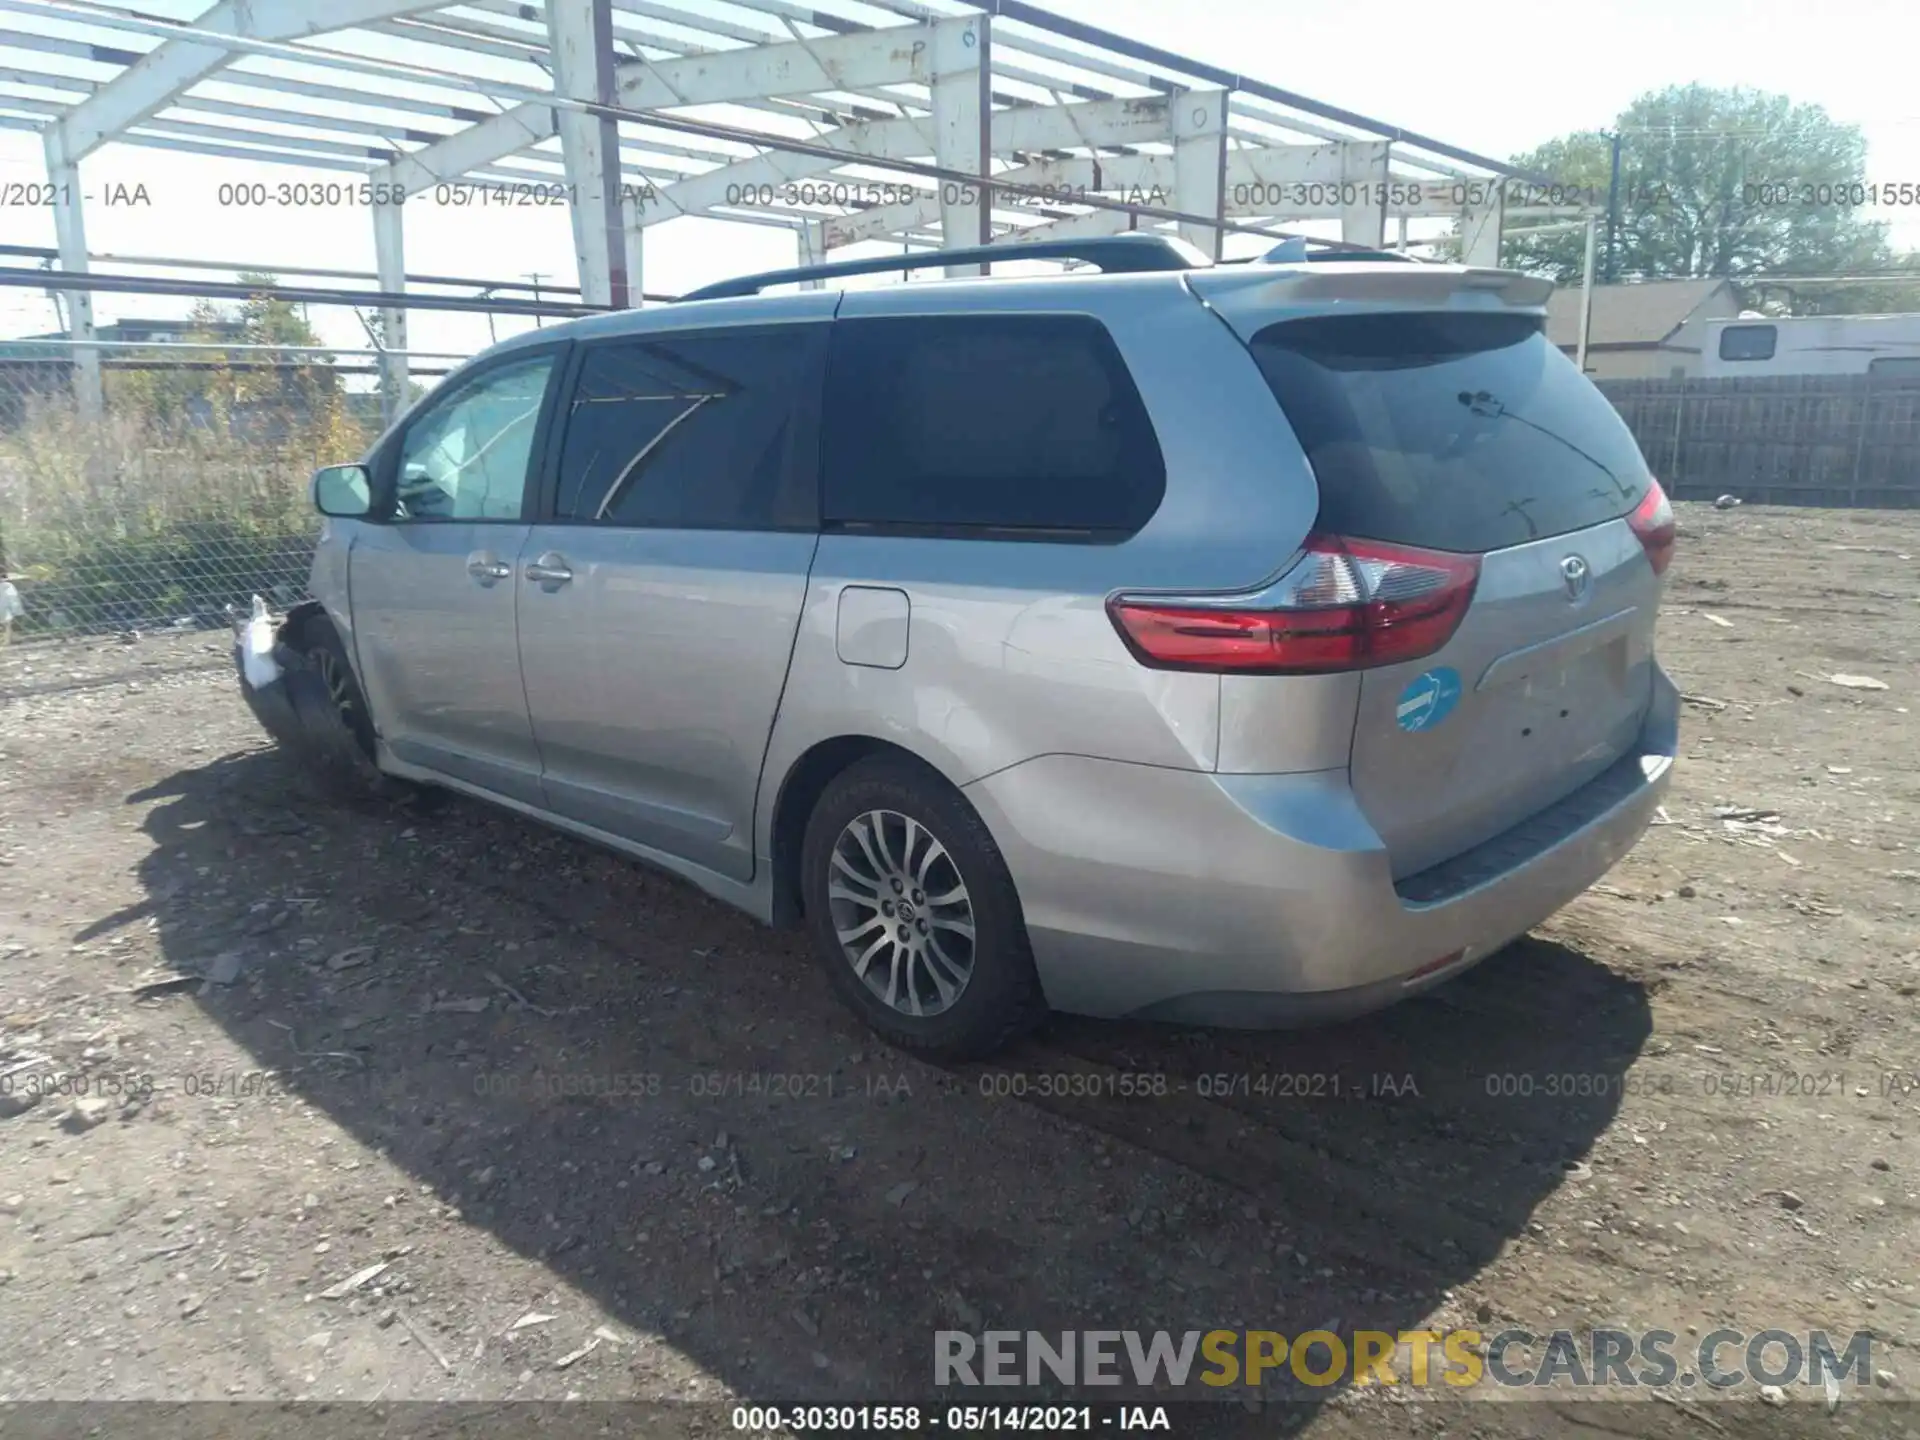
1560;554;1592;602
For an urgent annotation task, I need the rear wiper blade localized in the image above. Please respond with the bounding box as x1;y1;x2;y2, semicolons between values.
1456;389;1635;500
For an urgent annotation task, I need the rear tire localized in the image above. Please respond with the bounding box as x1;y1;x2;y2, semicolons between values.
800;755;1045;1060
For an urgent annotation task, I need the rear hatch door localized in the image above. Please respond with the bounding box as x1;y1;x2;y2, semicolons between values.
1195;266;1664;878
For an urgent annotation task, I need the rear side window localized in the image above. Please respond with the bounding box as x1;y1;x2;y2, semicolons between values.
553;325;823;529
1249;311;1652;554
822;314;1165;539
1718;324;1777;361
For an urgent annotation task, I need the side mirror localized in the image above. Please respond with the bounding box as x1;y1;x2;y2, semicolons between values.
312;464;372;518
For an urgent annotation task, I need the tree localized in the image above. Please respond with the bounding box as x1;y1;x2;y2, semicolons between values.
109;274;340;423
1501;85;1900;307
223;271;339;408
1741;250;1920;317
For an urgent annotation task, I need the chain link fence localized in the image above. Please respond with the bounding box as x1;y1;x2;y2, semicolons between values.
0;337;470;644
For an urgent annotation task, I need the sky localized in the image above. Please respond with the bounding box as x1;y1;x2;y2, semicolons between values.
3;0;1919;356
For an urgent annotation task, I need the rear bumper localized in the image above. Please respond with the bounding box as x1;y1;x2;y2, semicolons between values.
964;668;1679;1025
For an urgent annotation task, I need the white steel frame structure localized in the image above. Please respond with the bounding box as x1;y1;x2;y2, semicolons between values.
2;0;1542;413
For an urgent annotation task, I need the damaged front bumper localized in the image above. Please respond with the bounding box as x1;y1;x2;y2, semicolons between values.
233;605;371;782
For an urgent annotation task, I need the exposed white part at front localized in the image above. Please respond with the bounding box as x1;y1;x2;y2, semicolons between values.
241;596;282;691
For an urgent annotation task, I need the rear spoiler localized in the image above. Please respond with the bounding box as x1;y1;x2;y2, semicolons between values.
1189;264;1552;315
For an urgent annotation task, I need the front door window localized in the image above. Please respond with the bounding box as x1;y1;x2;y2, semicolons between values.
394;355;555;521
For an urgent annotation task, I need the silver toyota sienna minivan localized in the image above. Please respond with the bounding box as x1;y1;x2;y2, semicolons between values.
242;235;1678;1059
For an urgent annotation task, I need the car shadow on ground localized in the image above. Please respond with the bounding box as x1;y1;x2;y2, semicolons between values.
115;746;1653;1431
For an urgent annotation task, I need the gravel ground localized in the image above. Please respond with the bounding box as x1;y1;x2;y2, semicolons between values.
1;502;1917;1439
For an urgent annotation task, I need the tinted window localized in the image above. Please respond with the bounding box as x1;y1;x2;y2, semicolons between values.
822;314;1165;538
1718;324;1777;361
395;354;555;521
554;327;820;529
1868;355;1920;376
1249;311;1652;554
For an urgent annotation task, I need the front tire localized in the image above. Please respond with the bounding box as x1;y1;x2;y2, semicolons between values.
800;755;1044;1059
286;620;412;804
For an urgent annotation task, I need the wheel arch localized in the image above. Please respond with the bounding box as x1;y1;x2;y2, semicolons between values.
766;735;966;928
279;598;331;652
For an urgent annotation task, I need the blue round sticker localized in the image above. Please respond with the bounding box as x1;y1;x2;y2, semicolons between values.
1395;667;1462;733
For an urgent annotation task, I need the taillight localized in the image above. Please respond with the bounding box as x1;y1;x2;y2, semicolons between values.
1107;534;1480;675
1628;478;1676;576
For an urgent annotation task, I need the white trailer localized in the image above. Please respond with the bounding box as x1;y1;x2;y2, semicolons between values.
1702;313;1920;378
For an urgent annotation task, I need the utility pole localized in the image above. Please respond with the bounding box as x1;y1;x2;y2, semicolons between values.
524;271;549;327
1604;130;1624;284
1577;212;1599;374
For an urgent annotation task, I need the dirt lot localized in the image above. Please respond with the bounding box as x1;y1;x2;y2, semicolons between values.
1;501;1917;1438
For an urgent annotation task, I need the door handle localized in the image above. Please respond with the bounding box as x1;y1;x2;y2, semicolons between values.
524;552;574;586
466;552;512;583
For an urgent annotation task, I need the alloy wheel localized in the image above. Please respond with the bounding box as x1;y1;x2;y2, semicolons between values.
825;808;977;1017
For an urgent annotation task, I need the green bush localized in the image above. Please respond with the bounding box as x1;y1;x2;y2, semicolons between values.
0;377;374;635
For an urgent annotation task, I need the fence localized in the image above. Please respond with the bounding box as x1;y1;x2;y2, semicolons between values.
0;337;480;642
1595;373;1920;508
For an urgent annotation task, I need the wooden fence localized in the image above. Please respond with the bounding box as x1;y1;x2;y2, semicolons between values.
1595;374;1920;508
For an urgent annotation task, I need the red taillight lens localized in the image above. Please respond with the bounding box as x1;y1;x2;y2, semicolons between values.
1108;534;1480;675
1628;478;1676;576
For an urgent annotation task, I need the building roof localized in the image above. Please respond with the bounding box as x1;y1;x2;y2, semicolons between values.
0;318;249;363
36;319;246;342
1545;277;1734;349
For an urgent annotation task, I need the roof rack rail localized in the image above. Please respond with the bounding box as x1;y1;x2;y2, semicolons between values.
680;233;1208;301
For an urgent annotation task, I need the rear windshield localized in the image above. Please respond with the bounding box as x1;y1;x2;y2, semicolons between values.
1248;311;1651;553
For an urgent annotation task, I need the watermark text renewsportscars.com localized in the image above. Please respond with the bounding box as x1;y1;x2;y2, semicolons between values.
935;1328;1877;1393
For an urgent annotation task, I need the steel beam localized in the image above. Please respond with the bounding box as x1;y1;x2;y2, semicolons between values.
1339;140;1389;249
1460;187;1505;268
824;139;1469;250
682;93;1181;242
621;190;647;304
48;0;448;164
372;106;560;196
373;198;410;424
16;122;374;172
968;0;1542;182
0;242;595;297
11;0;1516;283
370;21;984;199
548;0;632;307
1173;88;1227;259
994;207;1132;245
930;15;990;270
0;266;609;316
41;127;100;418
640;112;933;227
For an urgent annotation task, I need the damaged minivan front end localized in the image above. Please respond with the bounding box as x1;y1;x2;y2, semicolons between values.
234;461;390;797
233;597;377;793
